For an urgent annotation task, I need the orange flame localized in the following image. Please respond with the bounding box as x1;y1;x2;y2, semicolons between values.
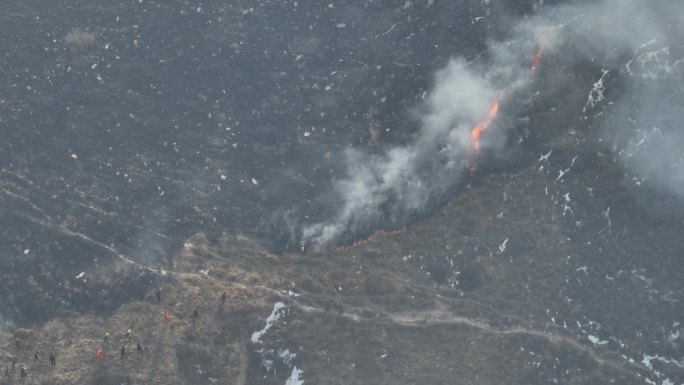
331;226;407;251
384;227;407;235
529;30;548;75
332;235;374;251
466;96;500;174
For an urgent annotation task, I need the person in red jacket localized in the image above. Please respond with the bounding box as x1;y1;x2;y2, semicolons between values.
162;310;169;323
96;347;103;362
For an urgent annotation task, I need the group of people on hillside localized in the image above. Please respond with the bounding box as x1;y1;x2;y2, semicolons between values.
3;288;228;383
93;288;227;364
3;348;57;384
96;327;144;364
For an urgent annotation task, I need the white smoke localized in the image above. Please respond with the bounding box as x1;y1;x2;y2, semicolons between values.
302;0;684;246
561;0;684;202
302;59;507;246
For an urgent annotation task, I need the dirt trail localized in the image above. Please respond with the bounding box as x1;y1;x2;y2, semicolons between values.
235;342;249;385
289;297;650;381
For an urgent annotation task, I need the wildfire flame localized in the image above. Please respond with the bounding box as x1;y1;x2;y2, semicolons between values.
333;32;546;250
529;30;548;75
466;95;501;174
331;227;406;251
332;235;374;251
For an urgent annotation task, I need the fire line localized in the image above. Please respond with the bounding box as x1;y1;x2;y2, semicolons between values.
529;29;548;75
466;95;501;175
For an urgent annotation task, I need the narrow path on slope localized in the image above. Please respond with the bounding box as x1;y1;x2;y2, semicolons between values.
288;297;651;381
235;341;249;385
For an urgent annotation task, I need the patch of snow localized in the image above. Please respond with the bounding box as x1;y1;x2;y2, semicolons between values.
285;366;304;385
667;330;680;343
278;348;297;367
587;335;607;345
251;302;287;343
498;238;508;254
583;69;609;113
556;168;569;181
538;150;552;162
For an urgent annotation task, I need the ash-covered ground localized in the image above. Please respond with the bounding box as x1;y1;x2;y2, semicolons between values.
1;0;683;384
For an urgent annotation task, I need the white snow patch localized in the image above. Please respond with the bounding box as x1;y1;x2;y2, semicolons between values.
498;238;508;254
285;366;304;385
556;168;569;181
587;335;607;345
583;69;609;113
538;150;552;162
278;348;297;366
667;330;680;343
251;302;286;343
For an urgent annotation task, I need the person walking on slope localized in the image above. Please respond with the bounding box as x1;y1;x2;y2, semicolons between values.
136;343;143;357
96;347;103;362
49;353;56;366
220;292;227;305
162;310;169;323
155;287;162;303
120;345;126;360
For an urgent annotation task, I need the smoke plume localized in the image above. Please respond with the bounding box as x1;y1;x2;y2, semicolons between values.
302;0;684;247
551;0;684;208
301;57;520;246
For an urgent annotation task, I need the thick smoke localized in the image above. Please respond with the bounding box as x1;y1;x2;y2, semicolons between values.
301;58;523;246
584;2;684;205
549;0;684;206
302;0;684;247
301;60;500;246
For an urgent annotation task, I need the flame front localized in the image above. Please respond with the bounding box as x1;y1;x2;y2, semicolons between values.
466;96;500;174
333;235;374;251
529;30;548;75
